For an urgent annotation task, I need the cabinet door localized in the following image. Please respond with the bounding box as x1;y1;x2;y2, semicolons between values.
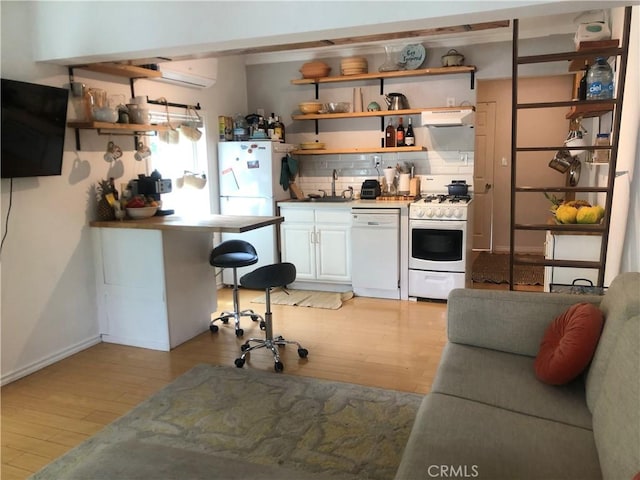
281;222;316;280
316;223;351;282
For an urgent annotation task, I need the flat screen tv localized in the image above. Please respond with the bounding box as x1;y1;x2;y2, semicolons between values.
1;78;69;178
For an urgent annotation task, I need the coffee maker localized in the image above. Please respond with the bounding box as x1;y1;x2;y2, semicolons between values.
129;169;174;216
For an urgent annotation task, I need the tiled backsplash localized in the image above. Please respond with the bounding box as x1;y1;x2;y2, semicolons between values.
294;150;474;196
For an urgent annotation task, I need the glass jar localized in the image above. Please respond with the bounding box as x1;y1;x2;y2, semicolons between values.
592;133;610;163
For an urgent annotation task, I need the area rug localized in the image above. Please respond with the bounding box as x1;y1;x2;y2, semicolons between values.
472;252;544;285
30;364;421;480
252;289;354;310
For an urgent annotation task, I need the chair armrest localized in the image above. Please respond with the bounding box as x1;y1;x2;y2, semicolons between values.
446;288;603;357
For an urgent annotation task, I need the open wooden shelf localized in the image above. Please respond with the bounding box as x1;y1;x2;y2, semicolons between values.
290;66;476;85
68;121;169;132
568;40;620;71
73;63;161;79
514;223;606;233
566;102;615;119
292;146;426;155
292;106;473;121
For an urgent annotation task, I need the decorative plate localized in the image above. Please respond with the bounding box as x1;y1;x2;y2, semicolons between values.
400;44;426;70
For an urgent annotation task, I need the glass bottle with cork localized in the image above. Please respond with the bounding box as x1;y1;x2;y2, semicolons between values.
396;117;405;146
385;118;396;148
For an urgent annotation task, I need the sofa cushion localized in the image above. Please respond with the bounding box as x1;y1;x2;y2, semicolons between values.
592;315;640;480
394;393;601;480
447;288;602;357
534;303;604;385
586;272;640;411
432;343;592;429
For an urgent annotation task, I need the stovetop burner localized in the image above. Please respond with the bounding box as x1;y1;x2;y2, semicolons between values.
417;194;471;204
410;194;473;220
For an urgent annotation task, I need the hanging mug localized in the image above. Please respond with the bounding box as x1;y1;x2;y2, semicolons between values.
134;142;151;161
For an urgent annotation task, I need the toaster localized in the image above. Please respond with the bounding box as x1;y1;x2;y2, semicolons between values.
360;179;381;199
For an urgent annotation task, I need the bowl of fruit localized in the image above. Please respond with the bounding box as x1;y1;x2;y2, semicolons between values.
125;196;159;219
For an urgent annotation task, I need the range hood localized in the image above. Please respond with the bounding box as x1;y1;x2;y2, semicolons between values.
421;108;475;127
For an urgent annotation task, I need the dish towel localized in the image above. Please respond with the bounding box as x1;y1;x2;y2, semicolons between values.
279;154;298;191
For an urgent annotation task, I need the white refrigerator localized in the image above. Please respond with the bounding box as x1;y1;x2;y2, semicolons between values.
218;141;294;285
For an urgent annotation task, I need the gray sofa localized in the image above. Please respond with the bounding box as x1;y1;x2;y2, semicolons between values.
395;272;639;480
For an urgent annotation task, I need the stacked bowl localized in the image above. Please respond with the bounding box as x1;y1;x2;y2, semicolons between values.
340;57;368;75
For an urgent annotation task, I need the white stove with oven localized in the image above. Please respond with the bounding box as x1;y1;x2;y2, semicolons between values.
409;177;474;300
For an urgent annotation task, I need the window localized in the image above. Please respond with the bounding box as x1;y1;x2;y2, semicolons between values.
147;109;210;216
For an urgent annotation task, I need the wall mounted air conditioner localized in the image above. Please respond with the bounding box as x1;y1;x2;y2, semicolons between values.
421;108;475;127
155;58;217;89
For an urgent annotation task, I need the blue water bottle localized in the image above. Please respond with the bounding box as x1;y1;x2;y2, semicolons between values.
586;57;614;100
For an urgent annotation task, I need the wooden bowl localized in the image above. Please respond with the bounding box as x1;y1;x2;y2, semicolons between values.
299;102;323;114
300;142;326;150
300;61;331;79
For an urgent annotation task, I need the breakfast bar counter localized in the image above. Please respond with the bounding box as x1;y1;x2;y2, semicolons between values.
90;215;283;351
90;214;284;232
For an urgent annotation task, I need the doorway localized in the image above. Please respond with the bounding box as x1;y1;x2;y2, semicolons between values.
474;75;575;254
472;101;496;251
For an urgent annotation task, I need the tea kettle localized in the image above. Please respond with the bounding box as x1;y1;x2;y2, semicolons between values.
384;93;410;111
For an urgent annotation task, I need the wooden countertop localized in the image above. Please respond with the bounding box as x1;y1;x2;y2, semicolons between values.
90;214;283;233
278;199;413;209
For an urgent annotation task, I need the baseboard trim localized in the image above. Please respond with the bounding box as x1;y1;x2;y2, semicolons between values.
0;336;102;386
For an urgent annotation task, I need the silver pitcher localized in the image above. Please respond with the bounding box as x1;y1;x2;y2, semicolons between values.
383;93;410;110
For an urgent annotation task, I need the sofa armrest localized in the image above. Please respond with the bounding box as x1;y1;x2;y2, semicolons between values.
446;288;602;357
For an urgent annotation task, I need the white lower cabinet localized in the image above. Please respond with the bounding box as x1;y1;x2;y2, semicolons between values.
544;231;602;292
280;206;351;284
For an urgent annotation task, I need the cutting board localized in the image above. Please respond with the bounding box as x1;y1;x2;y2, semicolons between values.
289;182;305;200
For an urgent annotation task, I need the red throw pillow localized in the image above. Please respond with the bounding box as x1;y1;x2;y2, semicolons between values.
535;303;604;385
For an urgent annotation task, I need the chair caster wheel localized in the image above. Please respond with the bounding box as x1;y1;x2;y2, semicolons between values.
222;318;230;324
298;348;309;358
259;321;266;331
235;358;245;368
235;328;244;337
274;361;284;372
241;343;250;352
209;324;219;333
251;315;259;322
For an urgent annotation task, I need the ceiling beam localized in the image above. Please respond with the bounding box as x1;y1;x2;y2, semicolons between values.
200;20;510;58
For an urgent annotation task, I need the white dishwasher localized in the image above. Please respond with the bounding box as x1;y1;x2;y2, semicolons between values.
351;208;400;299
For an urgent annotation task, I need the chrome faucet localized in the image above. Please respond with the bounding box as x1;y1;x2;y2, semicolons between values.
331;169;338;197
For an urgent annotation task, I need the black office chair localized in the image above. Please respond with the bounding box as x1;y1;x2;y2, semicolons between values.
209;240;260;337
234;262;308;372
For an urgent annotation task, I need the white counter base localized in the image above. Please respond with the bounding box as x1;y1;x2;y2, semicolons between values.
92;228;216;351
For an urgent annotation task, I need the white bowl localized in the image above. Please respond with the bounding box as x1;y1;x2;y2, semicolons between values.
126;206;158;219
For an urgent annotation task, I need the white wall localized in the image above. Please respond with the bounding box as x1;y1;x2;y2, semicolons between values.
0;2;248;384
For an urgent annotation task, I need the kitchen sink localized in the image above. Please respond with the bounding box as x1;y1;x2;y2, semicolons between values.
309;196;352;203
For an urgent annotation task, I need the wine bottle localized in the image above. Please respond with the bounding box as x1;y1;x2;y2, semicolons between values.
267;113;276;140
396;117;405;146
385;118;396;148
405;117;415;146
274;115;285;142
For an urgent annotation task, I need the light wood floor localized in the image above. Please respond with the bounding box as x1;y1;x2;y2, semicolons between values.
1;282;537;479
0;288;447;479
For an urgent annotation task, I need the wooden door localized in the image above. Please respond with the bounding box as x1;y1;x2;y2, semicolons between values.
473;102;496;250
